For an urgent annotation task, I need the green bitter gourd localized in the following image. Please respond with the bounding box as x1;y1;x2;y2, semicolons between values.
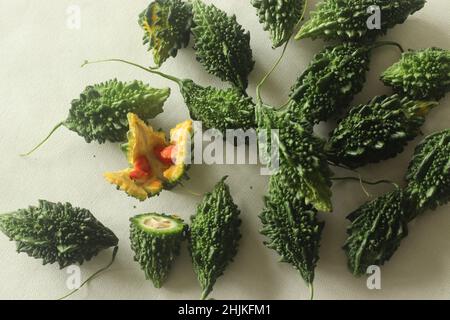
22;79;170;156
139;0;193;66
260;167;324;295
288;42;372;123
381;47;450;101
180;80;255;133
0;200;118;269
189;176;241;300
343;189;413;276
192;0;254;90
251;0;306;48
405;128;450;212
327;94;438;169
130;213;187;288
295;0;426;42
257;105;333;212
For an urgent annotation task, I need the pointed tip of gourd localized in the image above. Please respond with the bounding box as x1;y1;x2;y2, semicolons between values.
294;29;306;41
308;282;314;300
414;100;439;117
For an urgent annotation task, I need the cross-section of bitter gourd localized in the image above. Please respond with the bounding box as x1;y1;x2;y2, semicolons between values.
130;213;187;288
104;113;193;200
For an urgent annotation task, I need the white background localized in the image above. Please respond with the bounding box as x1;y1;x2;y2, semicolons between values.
0;0;449;300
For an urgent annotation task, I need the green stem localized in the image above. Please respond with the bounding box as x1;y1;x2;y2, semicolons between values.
332;176;399;188
81;59;183;87
58;246;119;300
371;41;405;53
20;121;65;157
277;99;291;110
178;183;202;197
256;40;290;105
328;162;370;196
200;290;209;300
308;282;314;300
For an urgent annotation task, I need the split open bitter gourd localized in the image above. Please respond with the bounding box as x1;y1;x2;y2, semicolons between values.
0;200;118;269
295;0;426;42
251;0;306;48
104;113;193;200
189;177;241;300
343;189;413;276
260;167;324;292
256;105;333;212
22;79;170;156
139;0;193;67
326;94;438;169
192;0;254;90
288;42;372;123
129;213;187;288
405;129;450;212
381;47;450;101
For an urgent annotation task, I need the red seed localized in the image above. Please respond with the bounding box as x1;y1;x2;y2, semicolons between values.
154;145;176;165
134;156;151;173
129;169;148;180
130;156;151;180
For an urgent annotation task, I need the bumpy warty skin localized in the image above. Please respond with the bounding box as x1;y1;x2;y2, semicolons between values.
288;42;371;123
180;80;256;133
0;200;118;269
405;129;450;212
344;190;413;276
261;168;324;285
296;0;426;41
129;213;187;288
251;0;306;48
381;47;450;101
192;0;254;90
326;94;437;169
139;0;193;66
189;177;241;300
65;79;170;143
256;105;333;212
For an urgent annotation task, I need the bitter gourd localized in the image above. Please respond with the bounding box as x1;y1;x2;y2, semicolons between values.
192;0;254;90
344;189;413;276
288;42;372;123
22;79;170;156
257;105;333;212
251;0;306;48
327;94;437;169
189;177;241;300
130;213;187;288
261;167;324;292
139;0;193;66
381;47;450;101
295;0;426;42
405;129;450;212
180;80;256;133
105;113;193;200
0;200;118;269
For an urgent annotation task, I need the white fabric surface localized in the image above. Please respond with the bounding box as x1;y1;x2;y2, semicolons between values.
0;0;449;300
